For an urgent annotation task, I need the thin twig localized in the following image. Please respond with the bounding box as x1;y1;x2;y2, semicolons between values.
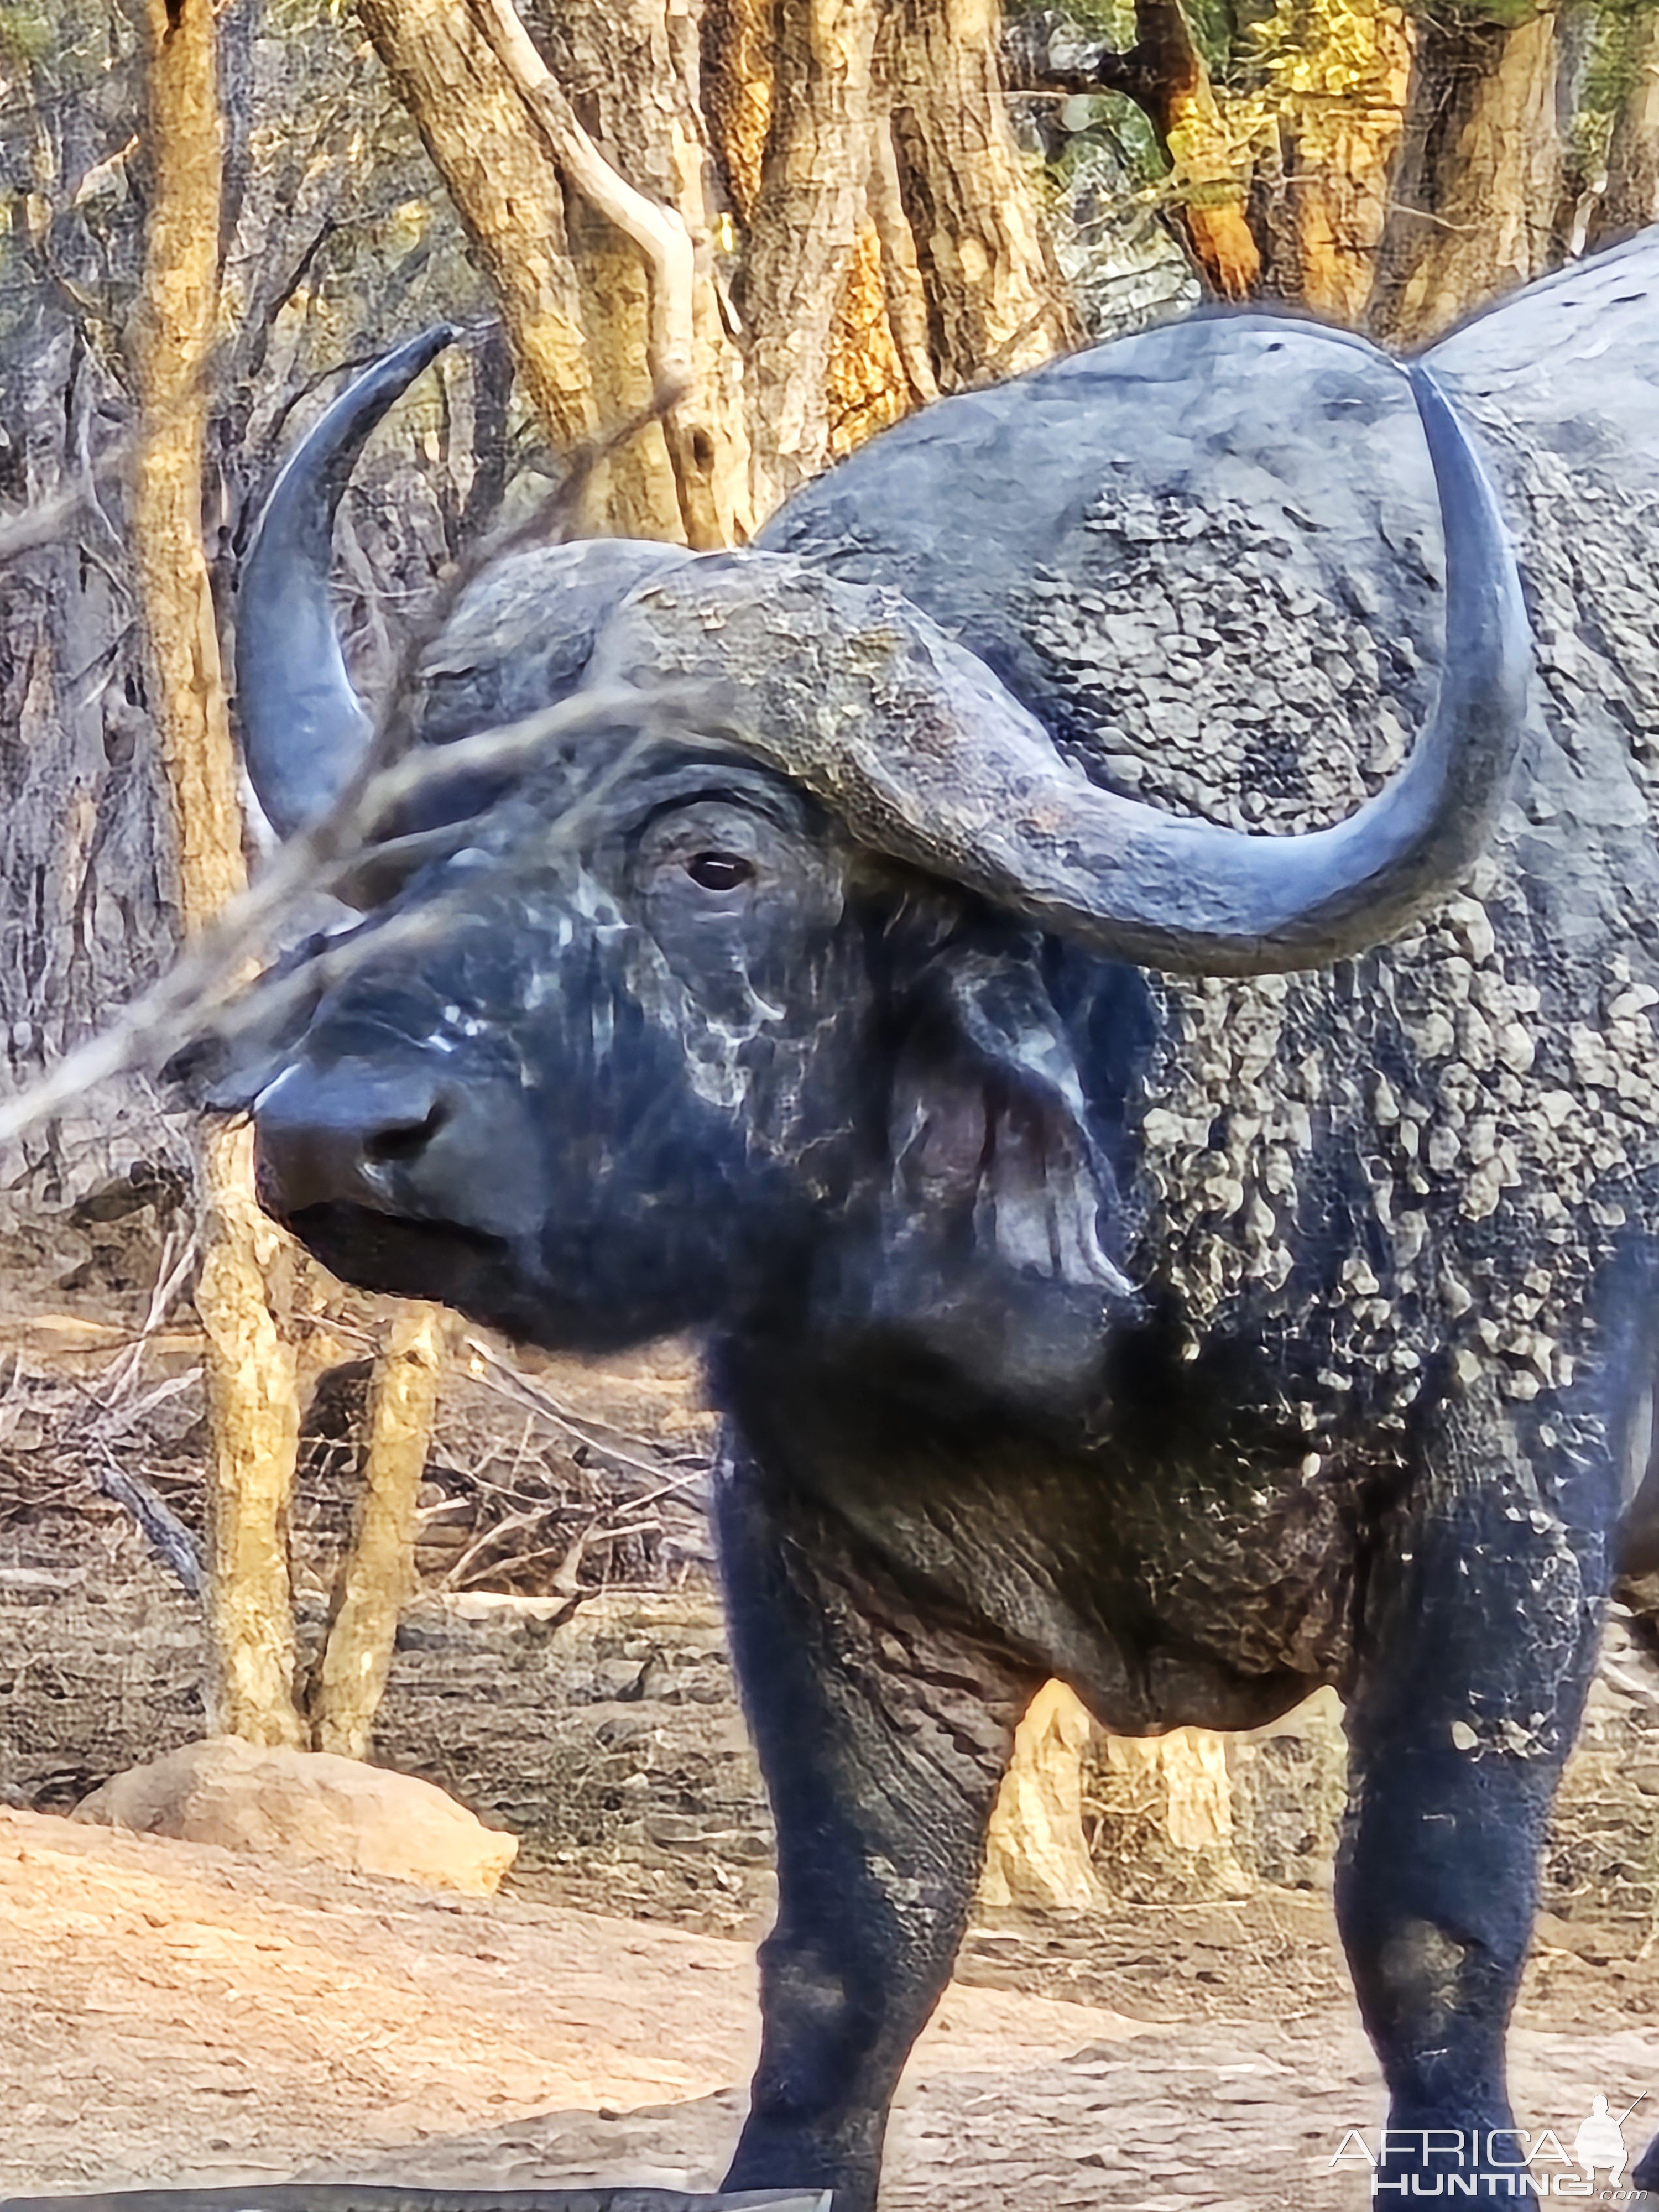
88;1437;205;1599
441;1501;545;1588
100;1222;198;1405
0;366;702;1151
97;1367;203;1443
463;1334;707;1498
55;1224;211;1600
0;689;695;1147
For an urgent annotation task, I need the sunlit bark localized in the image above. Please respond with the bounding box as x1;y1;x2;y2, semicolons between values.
1371;6;1561;347
982;1681;1102;1908
132;0;304;1746
1589;7;1659;249
886;0;1080;380
356;0;598;456
309;1306;447;1759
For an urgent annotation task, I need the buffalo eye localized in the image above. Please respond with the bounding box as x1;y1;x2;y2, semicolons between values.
685;851;755;892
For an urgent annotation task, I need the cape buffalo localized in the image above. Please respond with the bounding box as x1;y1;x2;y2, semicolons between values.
227;231;1659;2208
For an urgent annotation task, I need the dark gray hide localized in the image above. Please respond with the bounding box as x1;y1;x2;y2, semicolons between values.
228;232;1659;2211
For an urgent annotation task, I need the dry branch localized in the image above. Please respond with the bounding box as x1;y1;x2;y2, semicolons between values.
89;1439;205;1599
0;680;703;1154
467;0;726;547
78;1223;207;1598
462;1335;709;1493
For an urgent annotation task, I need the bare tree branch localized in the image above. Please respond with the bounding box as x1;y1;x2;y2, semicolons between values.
90;1438;206;1599
0;482;101;565
0;371;708;1154
0;682;704;1150
465;0;728;547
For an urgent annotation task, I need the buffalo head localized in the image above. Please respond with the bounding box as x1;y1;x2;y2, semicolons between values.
229;324;1527;1390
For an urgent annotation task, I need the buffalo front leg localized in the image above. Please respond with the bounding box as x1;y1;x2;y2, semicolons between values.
714;1436;1041;2212
1338;1387;1610;2203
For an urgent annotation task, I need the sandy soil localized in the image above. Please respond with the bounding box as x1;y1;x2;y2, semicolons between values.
3;1810;1656;2212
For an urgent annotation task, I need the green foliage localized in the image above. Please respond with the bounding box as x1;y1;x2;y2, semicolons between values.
1013;0;1651;217
1587;0;1659;112
0;5;52;70
1044;0;1133;44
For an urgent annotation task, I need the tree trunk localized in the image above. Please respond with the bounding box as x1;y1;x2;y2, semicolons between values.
195;1128;305;1745
1093;1729;1252;1902
736;0;884;508
1257;0;1412;323
1131;0;1262;302
980;1680;1100;1910
131;0;305;1746
308;1305;446;1758
524;0;753;540
1369;4;1561;349
704;0;776;231
825;218;911;460
885;0;1079;386
356;0;598;456
1588;7;1659;251
864;100;938;409
704;0;912;487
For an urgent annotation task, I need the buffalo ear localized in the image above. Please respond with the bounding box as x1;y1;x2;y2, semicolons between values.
849;947;1141;1407
888;943;1135;1302
849;938;1136;1407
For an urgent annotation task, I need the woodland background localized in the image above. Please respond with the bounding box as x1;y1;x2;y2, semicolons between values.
0;0;1656;1891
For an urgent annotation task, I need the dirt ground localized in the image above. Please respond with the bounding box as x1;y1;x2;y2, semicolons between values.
4;1334;1659;2211
2;1807;1657;2212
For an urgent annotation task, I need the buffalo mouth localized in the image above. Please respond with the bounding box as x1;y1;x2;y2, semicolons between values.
279;1202;514;1307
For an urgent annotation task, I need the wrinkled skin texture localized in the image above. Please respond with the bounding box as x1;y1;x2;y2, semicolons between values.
235;238;1659;2209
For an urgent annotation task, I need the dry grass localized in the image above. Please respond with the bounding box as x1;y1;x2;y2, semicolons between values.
0;1315;715;1608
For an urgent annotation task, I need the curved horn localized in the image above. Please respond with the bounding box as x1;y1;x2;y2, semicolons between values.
236;326;456;838
596;357;1530;978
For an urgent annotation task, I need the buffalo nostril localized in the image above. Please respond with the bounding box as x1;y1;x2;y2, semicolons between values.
363;1100;451;1166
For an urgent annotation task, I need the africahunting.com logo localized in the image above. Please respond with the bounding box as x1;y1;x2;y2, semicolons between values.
1329;2093;1650;2197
